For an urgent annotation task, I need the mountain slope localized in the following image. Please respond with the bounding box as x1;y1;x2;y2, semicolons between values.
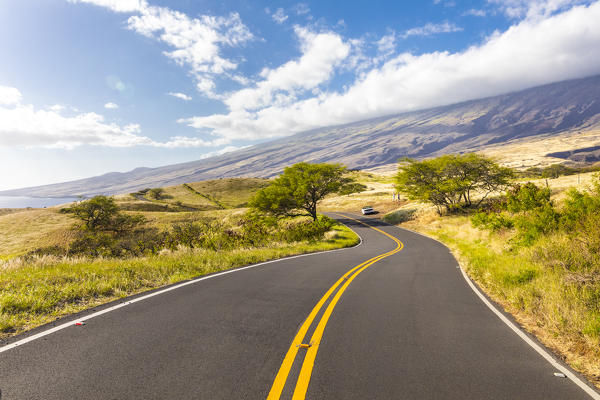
4;74;600;197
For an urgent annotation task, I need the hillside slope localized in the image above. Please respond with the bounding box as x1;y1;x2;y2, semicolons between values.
3;74;600;197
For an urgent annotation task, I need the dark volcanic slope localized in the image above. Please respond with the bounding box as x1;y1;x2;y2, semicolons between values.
4;75;600;197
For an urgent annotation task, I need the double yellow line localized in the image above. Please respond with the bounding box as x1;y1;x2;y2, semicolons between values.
267;214;404;400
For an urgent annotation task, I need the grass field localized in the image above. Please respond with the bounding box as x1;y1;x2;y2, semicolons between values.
0;208;75;258
185;178;270;208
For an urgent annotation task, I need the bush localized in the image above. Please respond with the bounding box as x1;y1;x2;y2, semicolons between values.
560;186;600;232
505;182;551;212
66;228;168;258
277;216;334;243
148;188;171;200
68;232;117;257
25;245;67;258
471;211;514;231
166;221;209;250
513;202;559;245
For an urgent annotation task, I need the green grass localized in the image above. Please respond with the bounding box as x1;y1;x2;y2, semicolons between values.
185;178;271;208
0;223;358;339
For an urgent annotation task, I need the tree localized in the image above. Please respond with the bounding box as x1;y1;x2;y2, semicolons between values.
63;195;144;233
250;162;351;221
147;188;166;200
395;154;514;214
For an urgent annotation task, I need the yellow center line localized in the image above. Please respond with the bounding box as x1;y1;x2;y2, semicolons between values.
267;213;404;400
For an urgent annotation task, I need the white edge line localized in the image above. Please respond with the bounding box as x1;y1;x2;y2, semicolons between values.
0;220;363;355
398;226;600;399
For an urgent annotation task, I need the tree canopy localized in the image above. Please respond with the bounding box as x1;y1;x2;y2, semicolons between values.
395;154;514;214
250;162;352;221
63;195;144;233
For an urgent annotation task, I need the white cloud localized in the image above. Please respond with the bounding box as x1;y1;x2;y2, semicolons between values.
47;104;65;112
433;0;456;6
222;27;350;113
126;6;253;97
401;21;463;38
272;8;288;24
167;92;192;101
197;145;248;159
72;1;254;98
294;3;311;15
156;136;230;148
0;105;150;149
104;102;119;109
0;87;225;149
463;8;487;17
68;0;147;13
0;85;22;106
487;0;590;18
181;2;600;142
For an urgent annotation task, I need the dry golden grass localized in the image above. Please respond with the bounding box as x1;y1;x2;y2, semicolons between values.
480;129;600;169
156;185;218;209
518;171;599;202
0;208;76;258
186;178;270;208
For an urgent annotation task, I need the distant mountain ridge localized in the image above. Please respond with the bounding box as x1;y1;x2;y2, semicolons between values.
4;74;600;198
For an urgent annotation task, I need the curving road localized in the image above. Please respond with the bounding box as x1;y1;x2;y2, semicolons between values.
0;214;597;399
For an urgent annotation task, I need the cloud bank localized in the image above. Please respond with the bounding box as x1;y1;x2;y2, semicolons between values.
0;85;227;149
181;1;600;141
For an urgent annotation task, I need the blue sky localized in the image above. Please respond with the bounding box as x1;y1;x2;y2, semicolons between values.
1;0;600;190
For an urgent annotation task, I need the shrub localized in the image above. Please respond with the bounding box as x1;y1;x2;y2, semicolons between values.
68;232;117;257
66;228;168;258
25;245;67;258
471;211;514;231
167;221;208;250
277;216;334;243
560;186;600;232
506;182;551;212
513;202;559;245
239;214;272;246
147;188;167;200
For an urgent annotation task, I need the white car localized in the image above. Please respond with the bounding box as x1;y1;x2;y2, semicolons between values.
361;206;375;215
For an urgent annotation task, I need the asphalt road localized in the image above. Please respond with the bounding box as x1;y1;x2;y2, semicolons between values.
0;214;597;399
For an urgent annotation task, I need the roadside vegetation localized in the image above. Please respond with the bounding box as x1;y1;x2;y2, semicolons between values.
0;168;361;339
391;154;600;387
